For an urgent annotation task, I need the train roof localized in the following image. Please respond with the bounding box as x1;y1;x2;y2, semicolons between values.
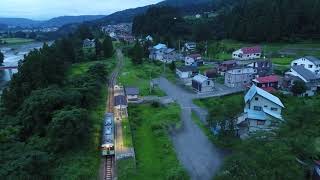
102;113;114;145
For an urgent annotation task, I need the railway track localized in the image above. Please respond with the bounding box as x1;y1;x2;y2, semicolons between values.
103;49;124;180
105;156;114;180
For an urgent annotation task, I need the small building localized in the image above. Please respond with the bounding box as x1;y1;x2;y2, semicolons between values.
218;60;237;75
205;68;219;79
184;42;197;52
114;95;128;117
285;65;320;96
185;54;203;66
146;35;153;42
125;87;140;101
247;60;273;77
232;46;262;61
176;66;199;79
291;56;320;75
313;160;320;180
83;38;95;48
192;74;214;93
252;75;279;92
225;67;257;88
237;85;285;138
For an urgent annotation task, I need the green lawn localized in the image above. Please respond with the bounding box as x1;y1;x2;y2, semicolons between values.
52;59;116;179
271;57;293;65
118;103;189;180
0;38;34;45
118;58;176;97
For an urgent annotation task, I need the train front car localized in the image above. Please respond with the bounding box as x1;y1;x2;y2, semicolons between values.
101;113;115;156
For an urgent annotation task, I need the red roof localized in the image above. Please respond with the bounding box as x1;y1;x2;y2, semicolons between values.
255;75;279;83
241;46;262;54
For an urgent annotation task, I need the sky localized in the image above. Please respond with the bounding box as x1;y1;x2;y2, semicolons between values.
0;0;163;20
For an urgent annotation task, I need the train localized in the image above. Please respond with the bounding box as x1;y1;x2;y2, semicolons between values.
101;113;115;156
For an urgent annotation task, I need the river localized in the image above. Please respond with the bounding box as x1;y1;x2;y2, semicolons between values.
0;41;52;92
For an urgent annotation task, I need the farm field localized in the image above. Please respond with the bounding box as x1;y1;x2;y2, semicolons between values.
0;38;34;45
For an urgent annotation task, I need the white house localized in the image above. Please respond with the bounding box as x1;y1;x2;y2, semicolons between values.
124;87;139;101
237;85;285;138
291;56;320;75
176;66;198;79
185;54;202;66
146;35;153;42
83;39;95;48
224;67;257;88
232;46;262;60
192;74;214;93
184;42;197;52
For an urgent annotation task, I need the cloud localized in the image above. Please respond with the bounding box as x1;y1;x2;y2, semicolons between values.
0;0;162;20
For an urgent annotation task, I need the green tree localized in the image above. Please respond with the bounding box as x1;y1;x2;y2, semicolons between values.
102;36;114;58
48;108;89;151
130;42;144;64
291;80;307;95
0;51;4;64
95;38;102;57
169;61;176;71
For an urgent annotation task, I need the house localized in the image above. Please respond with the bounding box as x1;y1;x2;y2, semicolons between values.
252;75;279;92
176;66;199;79
237;85;285;138
218;60;237;75
125;87;140;101
205;68;219;79
192;74;214;93
232;46;262;60
146;35;153;42
149;44;177;63
184;42;197;52
225;67;257;88
83;39;95;48
285;65;320;96
247;60;273;77
291;56;320;75
185;54;203;66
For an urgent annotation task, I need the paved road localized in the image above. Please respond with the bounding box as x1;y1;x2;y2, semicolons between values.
156;77;227;180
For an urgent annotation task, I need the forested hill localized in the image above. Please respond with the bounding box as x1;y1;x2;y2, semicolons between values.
132;0;320;42
223;0;320;42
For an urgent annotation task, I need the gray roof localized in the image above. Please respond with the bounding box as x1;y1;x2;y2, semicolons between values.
193;74;208;83
305;56;320;65
245;85;284;108
125;87;139;95
292;65;319;81
177;66;198;72
114;95;127;106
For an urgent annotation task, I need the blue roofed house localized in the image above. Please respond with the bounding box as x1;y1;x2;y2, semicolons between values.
237;85;285;138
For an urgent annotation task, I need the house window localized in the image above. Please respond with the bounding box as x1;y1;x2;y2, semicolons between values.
293;63;297;66
255;97;259;101
309;65;313;68
207;81;210;85
264;105;268;108
271;107;278;111
254;106;262;111
257;120;265;125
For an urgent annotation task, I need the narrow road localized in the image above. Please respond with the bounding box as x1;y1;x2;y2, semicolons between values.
156;77;226;180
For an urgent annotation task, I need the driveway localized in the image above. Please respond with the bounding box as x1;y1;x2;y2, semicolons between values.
155;77;227;180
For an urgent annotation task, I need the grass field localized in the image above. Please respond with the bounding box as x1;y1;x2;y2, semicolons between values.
0;38;34;45
117;104;189;180
52;59;116;179
118;58;176;97
122;117;133;147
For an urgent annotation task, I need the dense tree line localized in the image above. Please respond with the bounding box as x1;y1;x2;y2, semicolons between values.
0;27;112;178
133;0;320;43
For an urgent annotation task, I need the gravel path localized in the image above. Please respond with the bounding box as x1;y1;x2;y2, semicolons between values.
156;77;226;180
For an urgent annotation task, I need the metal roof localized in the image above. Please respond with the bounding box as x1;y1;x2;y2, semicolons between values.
125;87;139;95
291;65;319;81
114;95;127;106
177;66;198;72
192;74;208;83
245;85;284;108
153;43;167;50
305;56;320;65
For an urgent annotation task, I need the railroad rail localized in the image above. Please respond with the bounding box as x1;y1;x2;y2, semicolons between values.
103;49;123;180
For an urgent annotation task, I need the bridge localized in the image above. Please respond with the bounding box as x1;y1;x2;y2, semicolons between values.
0;66;18;70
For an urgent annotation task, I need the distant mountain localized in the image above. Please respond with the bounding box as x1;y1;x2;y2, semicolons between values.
0;15;105;28
95;0;212;25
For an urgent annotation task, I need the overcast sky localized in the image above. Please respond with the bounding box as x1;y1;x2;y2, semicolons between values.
0;0;163;20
